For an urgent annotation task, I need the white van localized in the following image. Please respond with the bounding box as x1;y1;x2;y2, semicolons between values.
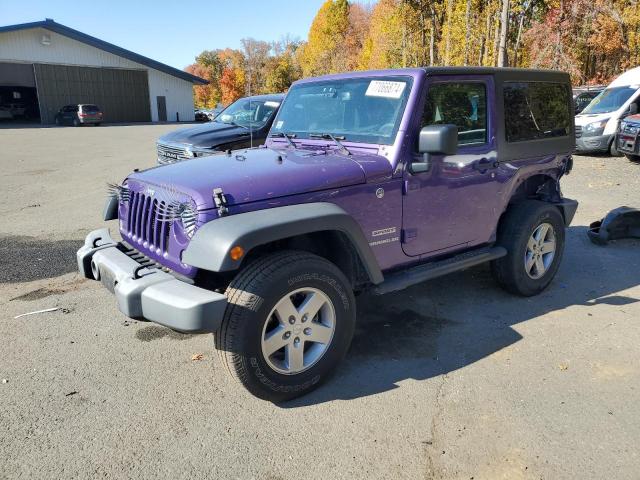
575;66;640;155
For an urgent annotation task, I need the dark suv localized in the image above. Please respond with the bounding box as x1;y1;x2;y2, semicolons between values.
55;104;103;126
156;94;283;165
79;67;577;402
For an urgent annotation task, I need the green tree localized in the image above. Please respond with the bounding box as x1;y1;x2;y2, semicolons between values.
298;0;351;76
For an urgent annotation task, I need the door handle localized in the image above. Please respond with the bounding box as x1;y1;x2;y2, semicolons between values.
473;157;499;172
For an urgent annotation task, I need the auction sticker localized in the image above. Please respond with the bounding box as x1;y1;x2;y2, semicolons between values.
275;120;284;129
365;80;406;99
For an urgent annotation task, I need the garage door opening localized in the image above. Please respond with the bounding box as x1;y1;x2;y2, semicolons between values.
0;86;40;123
0;63;41;124
34;64;151;124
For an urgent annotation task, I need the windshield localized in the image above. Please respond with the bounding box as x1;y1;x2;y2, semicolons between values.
216;98;280;128
581;86;638;114
272;76;412;145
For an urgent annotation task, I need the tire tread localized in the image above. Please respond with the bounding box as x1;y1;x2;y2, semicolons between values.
215;251;337;398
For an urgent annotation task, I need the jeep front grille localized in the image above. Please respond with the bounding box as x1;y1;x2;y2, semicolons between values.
157;142;190;165
126;191;172;254
575;125;582;138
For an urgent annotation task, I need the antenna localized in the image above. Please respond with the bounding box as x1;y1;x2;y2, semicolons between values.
248;61;253;148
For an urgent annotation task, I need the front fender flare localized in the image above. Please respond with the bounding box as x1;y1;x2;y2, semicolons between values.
182;202;384;284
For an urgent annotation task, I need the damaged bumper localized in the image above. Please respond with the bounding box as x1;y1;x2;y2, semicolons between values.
557;198;579;226
77;228;226;332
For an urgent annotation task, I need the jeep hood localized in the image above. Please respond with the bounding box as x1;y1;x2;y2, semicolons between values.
158;121;251;148
126;147;392;210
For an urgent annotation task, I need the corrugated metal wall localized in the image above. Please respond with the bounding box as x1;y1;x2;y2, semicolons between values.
0;62;35;86
34;64;151;124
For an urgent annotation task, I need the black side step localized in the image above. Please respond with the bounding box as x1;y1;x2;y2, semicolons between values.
372;246;507;295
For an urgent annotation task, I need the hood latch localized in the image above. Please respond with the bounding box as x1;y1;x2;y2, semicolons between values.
213;187;229;216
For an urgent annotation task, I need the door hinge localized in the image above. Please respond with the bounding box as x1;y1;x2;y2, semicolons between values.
402;228;418;243
403;180;420;195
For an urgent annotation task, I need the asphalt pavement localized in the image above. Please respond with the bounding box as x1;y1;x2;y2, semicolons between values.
1;124;639;479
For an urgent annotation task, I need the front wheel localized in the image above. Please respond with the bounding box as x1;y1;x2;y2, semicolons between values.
215;251;356;402
610;140;622;157
491;200;566;296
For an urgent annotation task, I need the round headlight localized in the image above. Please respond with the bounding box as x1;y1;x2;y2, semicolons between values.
179;203;198;238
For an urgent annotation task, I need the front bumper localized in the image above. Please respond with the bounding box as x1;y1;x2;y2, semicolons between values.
616;132;639;156
575;133;612;153
77;228;226;332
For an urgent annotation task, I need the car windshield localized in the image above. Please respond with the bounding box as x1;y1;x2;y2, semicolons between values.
581;86;638;114
271;76;412;145
216;98;280;128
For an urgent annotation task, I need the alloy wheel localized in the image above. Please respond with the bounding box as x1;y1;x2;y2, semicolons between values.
261;287;336;375
524;222;556;279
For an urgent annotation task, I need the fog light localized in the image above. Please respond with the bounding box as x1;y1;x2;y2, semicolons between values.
229;246;244;261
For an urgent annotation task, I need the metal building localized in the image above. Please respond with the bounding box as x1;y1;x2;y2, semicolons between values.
0;19;207;124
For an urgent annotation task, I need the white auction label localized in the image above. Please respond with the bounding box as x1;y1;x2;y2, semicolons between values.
264;101;281;108
365;80;406;99
275;120;284;129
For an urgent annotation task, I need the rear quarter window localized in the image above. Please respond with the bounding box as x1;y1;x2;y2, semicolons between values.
504;82;571;142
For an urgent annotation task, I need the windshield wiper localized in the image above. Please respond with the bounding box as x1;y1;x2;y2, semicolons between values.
270;132;297;149
309;133;351;156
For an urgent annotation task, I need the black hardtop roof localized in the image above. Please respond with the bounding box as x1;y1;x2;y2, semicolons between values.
422;66;571;82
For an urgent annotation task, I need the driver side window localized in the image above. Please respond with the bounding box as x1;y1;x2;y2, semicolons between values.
422;83;487;146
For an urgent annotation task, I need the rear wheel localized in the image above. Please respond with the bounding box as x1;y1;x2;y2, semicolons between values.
491;201;565;296
625;153;640;162
215;251;356;402
73;118;80;127
55;116;61;126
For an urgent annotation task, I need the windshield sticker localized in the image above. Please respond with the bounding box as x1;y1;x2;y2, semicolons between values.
264;101;281;108
366;80;406;99
275;120;284;130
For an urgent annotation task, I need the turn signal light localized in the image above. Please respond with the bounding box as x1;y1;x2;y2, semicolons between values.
229;246;244;261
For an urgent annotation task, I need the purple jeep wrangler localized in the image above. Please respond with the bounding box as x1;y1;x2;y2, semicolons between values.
78;67;577;401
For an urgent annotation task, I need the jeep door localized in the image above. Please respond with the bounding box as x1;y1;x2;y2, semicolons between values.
402;75;506;257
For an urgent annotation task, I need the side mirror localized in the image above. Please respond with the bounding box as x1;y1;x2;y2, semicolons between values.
419;124;458;154
410;125;458;174
628;103;638;116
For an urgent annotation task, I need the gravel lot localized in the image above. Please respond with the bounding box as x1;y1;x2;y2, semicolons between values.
1;124;639;479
